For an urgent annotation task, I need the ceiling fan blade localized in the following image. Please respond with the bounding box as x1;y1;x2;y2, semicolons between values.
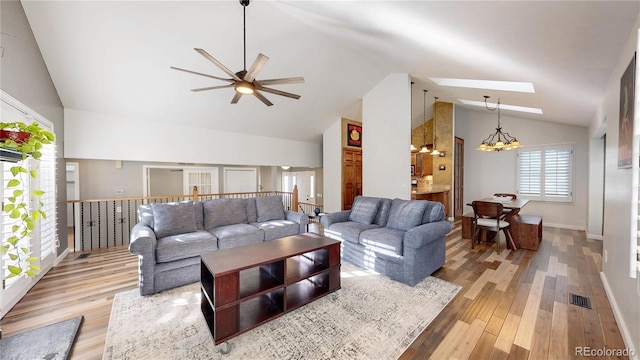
253;90;274;106
258;86;301;99
191;84;234;92
244;53;269;82
256;77;305;86
194;48;242;81
231;92;243;104
170;66;234;82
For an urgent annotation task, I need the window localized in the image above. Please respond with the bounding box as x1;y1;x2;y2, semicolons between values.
517;144;573;202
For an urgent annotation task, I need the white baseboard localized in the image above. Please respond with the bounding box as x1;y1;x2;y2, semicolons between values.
600;272;639;360
586;233;604;241
56;247;70;266
542;222;585;231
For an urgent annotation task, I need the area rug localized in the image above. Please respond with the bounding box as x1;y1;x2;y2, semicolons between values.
0;316;83;360
103;263;460;360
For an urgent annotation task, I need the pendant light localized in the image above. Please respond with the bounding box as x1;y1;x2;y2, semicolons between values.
410;81;418;152
476;96;522;151
431;96;441;156
419;90;431;154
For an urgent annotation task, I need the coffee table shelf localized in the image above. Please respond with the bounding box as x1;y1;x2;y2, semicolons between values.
201;234;341;345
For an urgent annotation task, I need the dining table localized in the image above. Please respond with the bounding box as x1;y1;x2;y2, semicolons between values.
462;197;530;250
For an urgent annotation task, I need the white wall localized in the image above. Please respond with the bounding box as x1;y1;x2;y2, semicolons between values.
593;17;640;354
455;106;589;230
64;108;322;168
322;119;343;212
362;73;411;199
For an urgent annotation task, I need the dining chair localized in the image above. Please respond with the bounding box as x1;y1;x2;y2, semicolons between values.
471;200;511;254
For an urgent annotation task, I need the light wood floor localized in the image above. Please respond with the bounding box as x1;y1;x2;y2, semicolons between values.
0;221;628;359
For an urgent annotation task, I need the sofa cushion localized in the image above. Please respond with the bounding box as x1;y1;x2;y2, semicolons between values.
373;198;392;227
255;195;285;222
251;220;299;241
194;201;204;230
210;224;265;250
246;198;258;223
386;199;428;231
138;204;154;228
155;230;218;263
325;222;380;244
203;198;248;230
348;196;380;225
360;227;405;256
151;202;198;238
422;201;446;224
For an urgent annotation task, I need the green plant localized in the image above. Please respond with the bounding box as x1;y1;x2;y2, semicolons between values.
0;121;55;278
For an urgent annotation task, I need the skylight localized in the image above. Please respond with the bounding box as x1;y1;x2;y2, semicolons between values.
459;99;543;114
430;78;535;93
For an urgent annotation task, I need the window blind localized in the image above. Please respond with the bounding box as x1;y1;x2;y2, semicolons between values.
517;144;573;202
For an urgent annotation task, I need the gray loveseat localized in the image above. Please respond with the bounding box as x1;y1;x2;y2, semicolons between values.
129;195;308;295
321;196;450;286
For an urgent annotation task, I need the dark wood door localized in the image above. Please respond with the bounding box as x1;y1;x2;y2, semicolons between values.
342;148;362;210
454;137;464;219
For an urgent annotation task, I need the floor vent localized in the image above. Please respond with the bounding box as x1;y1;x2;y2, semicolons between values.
570;293;591;309
76;253;90;259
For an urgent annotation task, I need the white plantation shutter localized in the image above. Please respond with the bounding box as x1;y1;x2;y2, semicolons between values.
38;142;57;260
518;150;542;197
517;144;573;202
544;148;571;198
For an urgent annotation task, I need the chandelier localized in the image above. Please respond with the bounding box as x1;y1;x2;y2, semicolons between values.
476;96;522;151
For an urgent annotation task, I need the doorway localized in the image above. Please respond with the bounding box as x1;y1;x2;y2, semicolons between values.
143;165;219;197
66;162;80;250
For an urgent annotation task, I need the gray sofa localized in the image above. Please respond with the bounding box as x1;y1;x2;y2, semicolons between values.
321;196;450;286
129;195;309;295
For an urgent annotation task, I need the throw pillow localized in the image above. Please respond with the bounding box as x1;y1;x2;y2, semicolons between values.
255;195;286;222
386;199;428;231
151;202;198;238
203;198;248;230
347;196;380;224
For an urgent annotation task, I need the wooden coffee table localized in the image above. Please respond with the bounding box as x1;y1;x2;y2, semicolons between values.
200;233;341;347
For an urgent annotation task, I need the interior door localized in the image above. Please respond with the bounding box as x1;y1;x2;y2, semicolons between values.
454;137;464;219
184;168;219;195
342;148;362;210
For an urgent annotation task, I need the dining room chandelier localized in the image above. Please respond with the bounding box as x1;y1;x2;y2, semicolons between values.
476;96;522;151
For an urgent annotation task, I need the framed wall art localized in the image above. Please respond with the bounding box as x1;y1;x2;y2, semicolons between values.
347;123;362;147
618;52;635;169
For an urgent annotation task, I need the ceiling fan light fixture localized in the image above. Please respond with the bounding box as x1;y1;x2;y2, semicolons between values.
235;81;255;94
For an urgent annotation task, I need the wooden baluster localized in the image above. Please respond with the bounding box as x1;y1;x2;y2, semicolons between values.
192;186;199;202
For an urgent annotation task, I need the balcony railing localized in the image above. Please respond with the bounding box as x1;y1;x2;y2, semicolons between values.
66;186;301;252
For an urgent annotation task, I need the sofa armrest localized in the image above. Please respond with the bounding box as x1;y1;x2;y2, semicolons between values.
404;220;451;249
320;210;351;228
285;211;309;234
129;223;157;263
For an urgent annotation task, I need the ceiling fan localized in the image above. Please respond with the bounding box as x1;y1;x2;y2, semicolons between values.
170;0;304;106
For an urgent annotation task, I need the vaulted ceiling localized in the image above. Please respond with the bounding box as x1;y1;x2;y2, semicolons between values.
20;1;639;143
